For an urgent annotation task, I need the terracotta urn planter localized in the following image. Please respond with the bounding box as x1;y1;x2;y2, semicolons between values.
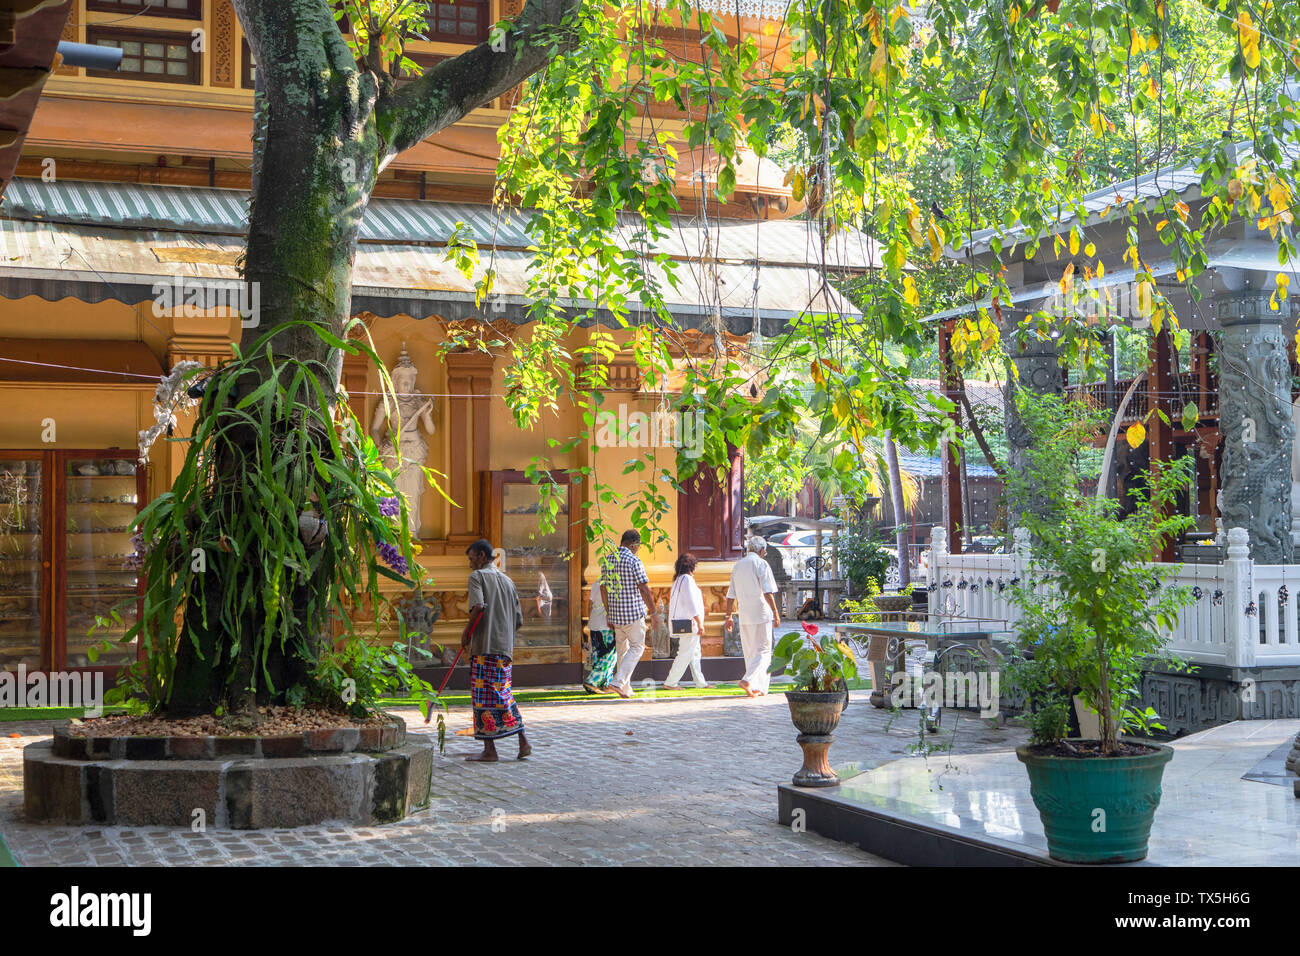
785;691;845;788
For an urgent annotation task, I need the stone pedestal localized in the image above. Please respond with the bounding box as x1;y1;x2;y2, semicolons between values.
792;733;839;788
1215;291;1294;564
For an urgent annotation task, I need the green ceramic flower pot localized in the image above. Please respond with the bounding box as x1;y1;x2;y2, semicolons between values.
1016;740;1173;863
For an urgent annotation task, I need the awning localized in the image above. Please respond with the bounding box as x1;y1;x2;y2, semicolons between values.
0;337;162;387
0;178;877;330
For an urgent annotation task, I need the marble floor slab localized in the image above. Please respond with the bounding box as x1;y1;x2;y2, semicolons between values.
824;720;1300;866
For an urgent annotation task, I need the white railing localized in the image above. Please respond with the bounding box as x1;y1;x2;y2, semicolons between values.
926;526;1300;668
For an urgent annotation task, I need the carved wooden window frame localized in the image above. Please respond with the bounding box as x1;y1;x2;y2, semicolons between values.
87;0;203;20
422;0;491;44
86;26;202;84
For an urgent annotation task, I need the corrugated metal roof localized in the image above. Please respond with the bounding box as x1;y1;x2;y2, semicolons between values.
1;178;881;269
0;217;860;326
898;452;999;479
953;162;1206;257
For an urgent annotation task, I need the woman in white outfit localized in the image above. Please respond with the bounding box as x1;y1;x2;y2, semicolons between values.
663;553;713;690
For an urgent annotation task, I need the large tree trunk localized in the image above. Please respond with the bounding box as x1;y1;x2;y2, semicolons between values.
165;0;580;716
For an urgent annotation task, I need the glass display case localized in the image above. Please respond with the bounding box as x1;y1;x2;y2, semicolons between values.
0;451;143;673
0;455;45;670
479;471;581;659
62;455;143;667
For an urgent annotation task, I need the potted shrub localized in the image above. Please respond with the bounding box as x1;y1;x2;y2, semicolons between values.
771;623;858;787
1005;393;1195;863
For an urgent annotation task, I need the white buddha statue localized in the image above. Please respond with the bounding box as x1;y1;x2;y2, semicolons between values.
370;343;436;536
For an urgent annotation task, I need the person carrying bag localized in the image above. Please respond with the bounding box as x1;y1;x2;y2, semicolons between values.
663;553;713;690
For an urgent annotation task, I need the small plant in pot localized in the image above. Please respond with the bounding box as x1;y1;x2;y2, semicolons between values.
771;623;857;787
1005;393;1195;863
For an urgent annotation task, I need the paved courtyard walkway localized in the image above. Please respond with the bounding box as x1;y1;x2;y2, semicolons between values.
0;692;1027;866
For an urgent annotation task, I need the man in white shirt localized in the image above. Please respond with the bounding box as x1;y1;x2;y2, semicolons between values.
726;535;781;697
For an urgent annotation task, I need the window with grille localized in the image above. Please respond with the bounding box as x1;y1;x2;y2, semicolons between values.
87;0;203;19
424;1;489;43
241;38;255;89
87;27;201;83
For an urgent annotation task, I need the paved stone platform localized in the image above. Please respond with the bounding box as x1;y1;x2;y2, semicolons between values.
0;692;1025;866
782;719;1300;867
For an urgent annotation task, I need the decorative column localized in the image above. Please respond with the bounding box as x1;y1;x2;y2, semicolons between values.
1215;290;1294;563
1222;527;1255;671
1003;332;1062;524
1290;401;1300;548
926;525;947;616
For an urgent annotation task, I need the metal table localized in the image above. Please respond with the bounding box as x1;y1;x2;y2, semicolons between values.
833;614;1013;713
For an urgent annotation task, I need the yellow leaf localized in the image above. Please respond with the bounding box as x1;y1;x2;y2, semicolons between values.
870;42;888;76
864;97;879;119
1059;261;1075;294
1068;228;1080;255
906;199;923;243
1174;201;1190;221
928;222;945;263
1151;310;1163;334
1156;219;1168;232
889;4;908;27
1085;242;1096;257
1009;4;1020;27
903;275;920;306
1126;422;1147;449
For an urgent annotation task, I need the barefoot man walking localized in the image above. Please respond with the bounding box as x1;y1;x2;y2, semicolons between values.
726;535;781;698
463;538;531;761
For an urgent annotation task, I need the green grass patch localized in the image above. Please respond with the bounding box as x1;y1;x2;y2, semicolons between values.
0;830;15;867
375;682;805;708
0;706;129;723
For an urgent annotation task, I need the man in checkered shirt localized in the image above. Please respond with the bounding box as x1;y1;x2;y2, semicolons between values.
599;529;661;698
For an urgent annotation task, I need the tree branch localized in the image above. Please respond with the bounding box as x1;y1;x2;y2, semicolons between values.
955;377;1007;481
376;0;582;161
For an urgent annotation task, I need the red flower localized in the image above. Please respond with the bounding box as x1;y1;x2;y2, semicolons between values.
801;621;820;636
480;713;497;732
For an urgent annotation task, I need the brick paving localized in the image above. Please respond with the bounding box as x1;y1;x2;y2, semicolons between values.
0;692;1027;866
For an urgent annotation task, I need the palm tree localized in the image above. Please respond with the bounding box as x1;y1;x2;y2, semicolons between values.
883;431;910;589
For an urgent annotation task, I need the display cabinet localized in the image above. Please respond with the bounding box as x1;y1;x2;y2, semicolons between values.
0;450;144;673
479;470;582;663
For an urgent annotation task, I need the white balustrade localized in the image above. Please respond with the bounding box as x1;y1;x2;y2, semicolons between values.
925;525;1300;668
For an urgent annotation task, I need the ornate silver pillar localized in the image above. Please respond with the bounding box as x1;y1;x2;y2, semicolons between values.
1004;334;1062;521
1215;290;1294;564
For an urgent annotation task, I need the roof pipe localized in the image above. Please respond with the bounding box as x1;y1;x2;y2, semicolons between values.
56;41;122;72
